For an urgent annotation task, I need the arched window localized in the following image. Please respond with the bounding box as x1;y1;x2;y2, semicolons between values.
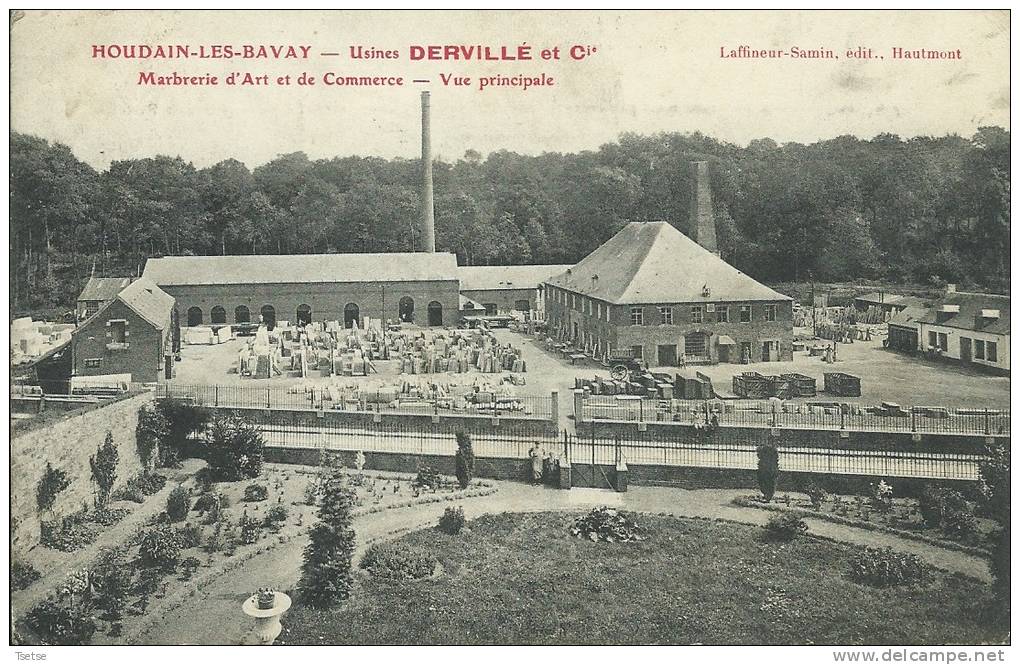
398;296;414;324
210;306;227;325
235;305;251;324
344;303;360;329
427;301;443;327
260;305;277;331
187;306;203;327
296;304;312;326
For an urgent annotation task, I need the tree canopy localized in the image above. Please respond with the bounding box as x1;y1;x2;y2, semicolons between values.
10;127;1009;318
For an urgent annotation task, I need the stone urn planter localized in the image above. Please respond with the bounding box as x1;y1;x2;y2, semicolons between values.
242;591;292;645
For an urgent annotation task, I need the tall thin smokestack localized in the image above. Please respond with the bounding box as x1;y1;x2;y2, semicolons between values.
689;161;717;254
420;91;436;253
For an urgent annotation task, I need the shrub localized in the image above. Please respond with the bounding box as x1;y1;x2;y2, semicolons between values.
166;486;191;522
756;444;779;502
204;523;225;553
941;506;978;542
175;522;203;549
89;432;119;510
764;513;808;541
239;513;262;545
438;506;465;535
571;507;644;543
91;547;133;619
90;507;129;527
413;466;441;491
870;480;894;513
455;432;475;489
299;467;358;607
918;485;946;527
114;471;168;503
24;597;97;645
848;546;926;588
207;414;264;481
136;403;169;472
11;560;41;591
139;524;183;570
40;519;100;552
265;504;289;524
36;463;71;514
244;483;269;502
804;483;828;511
193;492;219;513
303;480;320;506
360;542;438;580
179;556;202;580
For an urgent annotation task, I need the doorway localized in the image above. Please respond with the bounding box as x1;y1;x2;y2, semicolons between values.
344;303;360;329
398;297;415;323
761;340;778;362
427;301;443;327
296;304;312;326
657;344;678;367
260;305;276;331
960;337;972;363
684;332;709;361
186;306;203;327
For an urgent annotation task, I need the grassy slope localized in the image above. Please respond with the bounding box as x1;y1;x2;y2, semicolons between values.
280;512;1006;646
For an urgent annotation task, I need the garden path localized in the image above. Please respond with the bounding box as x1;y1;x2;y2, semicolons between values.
13;459;206;617
138;481;992;646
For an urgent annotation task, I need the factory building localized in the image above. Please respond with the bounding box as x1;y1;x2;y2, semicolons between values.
76;276;135;321
142;252;461;330
915;289;1009;373
543;161;793;367
457;264;573;316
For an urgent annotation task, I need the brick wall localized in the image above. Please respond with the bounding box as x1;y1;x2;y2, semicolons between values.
161;280;461;328
73;299;169;383
11;392;152;554
460;287;538;314
544;285;793;364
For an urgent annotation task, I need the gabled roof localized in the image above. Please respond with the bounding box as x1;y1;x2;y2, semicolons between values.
917;291;1010;335
458;264;574;292
888;305;929;329
77;276;135;302
544;221;790;305
143;252;460;286
855;292;928;309
118;277;175;329
76;277;175;332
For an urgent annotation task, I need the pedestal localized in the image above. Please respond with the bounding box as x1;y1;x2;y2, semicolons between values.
242;591;292;645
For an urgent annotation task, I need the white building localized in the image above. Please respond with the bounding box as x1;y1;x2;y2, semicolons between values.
915;290;1009;373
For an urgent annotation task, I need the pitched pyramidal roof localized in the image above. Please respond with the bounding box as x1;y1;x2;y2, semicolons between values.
458;264;574;292
77;276;135;302
143;252;460;286
544;221;790;305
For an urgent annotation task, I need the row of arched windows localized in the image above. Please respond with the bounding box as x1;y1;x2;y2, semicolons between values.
183;300;445;329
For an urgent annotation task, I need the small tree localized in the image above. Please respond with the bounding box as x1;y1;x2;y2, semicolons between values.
90;432;119;511
136;404;169;473
37;463;71;515
454;431;475;489
208;413;264;481
298;467;357;607
166;486;191;522
756;443;779;502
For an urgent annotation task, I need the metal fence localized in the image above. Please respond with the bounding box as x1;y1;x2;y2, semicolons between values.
581;395;1010;436
156;383;555;421
208;406;562;461
567;431;983;481
179;403;982;482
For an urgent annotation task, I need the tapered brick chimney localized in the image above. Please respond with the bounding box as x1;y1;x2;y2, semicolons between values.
420;91;436;253
689;161;717;254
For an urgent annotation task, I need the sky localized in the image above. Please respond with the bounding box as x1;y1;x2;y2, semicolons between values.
9;9;1010;170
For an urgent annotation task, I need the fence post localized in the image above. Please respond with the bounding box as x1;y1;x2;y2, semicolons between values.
267;388;271;409
215;385;219;408
573;389;585;424
550;390;559;427
984;408;990;436
639;399;644;423
911;408;916;433
840;408;845;430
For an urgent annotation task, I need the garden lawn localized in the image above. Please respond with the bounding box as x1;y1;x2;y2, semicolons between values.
279;512;1007;645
